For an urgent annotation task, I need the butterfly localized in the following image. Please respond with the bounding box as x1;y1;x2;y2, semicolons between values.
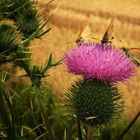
121;47;140;67
76;25;93;46
101;18;114;44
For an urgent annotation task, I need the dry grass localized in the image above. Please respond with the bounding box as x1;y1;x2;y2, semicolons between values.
40;0;140;18
39;1;140;42
30;0;140;119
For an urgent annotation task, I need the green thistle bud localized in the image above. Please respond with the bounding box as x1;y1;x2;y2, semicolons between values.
0;23;19;53
16;12;40;38
0;20;31;69
0;0;40;39
67;79;124;127
0;22;20;64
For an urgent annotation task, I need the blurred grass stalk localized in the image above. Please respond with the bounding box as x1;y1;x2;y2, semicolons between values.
117;111;140;140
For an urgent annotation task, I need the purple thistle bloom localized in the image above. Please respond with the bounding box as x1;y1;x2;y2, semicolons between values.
64;43;135;82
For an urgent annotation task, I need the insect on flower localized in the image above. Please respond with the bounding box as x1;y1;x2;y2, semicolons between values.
76;24;93;46
101;18;114;44
121;47;140;67
64;43;135;82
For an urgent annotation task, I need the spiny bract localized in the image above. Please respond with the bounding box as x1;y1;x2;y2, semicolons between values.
67;79;124;126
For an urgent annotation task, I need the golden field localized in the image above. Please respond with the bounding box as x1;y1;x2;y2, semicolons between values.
29;0;140;119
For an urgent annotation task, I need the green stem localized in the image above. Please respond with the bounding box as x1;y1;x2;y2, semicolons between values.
117;111;140;140
86;126;94;140
34;86;54;140
15;58;31;76
29;95;43;137
0;86;17;140
77;116;83;140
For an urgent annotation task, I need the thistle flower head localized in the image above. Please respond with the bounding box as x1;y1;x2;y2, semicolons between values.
64;43;135;82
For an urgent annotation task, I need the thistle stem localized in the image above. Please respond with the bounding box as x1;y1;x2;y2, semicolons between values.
86;125;94;140
77;116;83;140
0;85;17;140
34;86;54;140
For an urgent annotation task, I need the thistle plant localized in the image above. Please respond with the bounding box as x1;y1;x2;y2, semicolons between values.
0;0;61;86
64;43;135;139
0;0;62;140
0;0;139;139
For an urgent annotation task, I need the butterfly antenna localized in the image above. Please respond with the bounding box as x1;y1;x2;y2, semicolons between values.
118;36;126;50
101;18;114;44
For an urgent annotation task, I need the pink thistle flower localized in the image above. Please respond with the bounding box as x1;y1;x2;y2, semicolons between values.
64;43;135;82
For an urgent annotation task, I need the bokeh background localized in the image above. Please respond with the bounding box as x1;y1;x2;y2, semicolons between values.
29;0;140;120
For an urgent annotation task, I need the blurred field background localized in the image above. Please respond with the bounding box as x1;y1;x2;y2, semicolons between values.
28;0;140;120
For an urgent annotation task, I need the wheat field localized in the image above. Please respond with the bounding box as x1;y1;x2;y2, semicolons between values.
29;0;140;119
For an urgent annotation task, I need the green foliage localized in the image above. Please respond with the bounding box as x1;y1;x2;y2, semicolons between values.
0;24;18;52
117;111;140;140
0;20;32;74
0;23;20;64
0;0;40;38
99;119;140;140
0;0;139;139
0;81;65;139
15;9;40;39
0;0;60;86
29;54;62;87
67;79;124;127
0;0;64;139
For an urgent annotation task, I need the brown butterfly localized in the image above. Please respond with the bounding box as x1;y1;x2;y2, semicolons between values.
101;19;114;44
76;25;93;46
121;47;140;67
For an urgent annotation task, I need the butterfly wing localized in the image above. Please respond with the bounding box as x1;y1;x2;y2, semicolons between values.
80;25;92;40
122;47;140;66
76;25;93;46
129;48;140;66
101;19;114;44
